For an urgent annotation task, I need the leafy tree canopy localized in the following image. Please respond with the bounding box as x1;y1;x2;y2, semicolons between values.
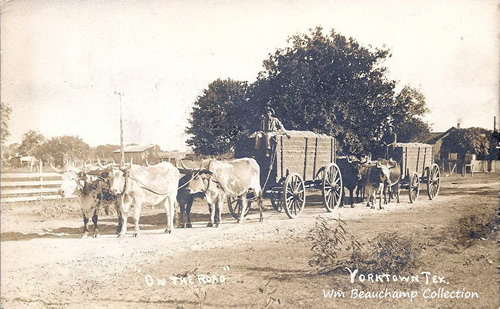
253;27;428;154
186;27;430;156
19;130;46;156
441;127;491;159
186;78;250;155
37;136;91;166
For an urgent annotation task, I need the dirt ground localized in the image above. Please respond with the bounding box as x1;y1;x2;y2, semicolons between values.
1;172;499;309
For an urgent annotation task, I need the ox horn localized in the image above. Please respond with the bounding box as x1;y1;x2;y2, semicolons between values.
176;160;193;175
179;160;190;170
97;156;105;168
96;156;114;169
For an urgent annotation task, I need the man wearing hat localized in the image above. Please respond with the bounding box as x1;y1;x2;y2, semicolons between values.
381;123;397;159
255;107;290;151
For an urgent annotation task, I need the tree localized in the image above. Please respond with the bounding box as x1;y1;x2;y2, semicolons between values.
1;102;12;146
18;130;46;156
392;86;431;143
441;127;490;159
186;27;430;155
94;144;120;160
250;27;429;154
37;136;91;166
186;78;250;155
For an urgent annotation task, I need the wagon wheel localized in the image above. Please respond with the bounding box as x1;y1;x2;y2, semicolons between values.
283;173;306;219
408;172;420;203
427;164;441;200
227;196;251;220
314;167;326;186
270;194;284;212
322;163;343;212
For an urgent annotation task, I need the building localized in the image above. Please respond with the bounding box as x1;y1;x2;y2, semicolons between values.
424;127;457;161
156;151;186;165
112;145;160;166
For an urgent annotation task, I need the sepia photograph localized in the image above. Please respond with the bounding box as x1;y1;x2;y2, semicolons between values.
1;0;499;308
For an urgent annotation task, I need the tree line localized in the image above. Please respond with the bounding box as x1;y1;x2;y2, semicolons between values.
2;129;120;167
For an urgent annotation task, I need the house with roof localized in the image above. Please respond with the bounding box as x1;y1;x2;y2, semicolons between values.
111;145;187;166
112;144;160;165
423;127;457;161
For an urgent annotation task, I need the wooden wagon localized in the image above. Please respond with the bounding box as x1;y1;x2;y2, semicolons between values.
233;130;343;219
393;142;441;202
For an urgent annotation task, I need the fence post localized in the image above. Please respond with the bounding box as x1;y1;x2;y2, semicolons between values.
40;160;44;198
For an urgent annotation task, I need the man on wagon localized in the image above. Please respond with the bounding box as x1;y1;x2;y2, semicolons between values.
253;107;290;151
381;123;397;159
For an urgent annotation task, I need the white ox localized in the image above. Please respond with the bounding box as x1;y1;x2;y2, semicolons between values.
186;158;263;223
107;162;179;237
52;164;120;237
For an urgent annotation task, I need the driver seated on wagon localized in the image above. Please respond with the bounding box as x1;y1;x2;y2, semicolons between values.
251;107;290;151
380;123;397;160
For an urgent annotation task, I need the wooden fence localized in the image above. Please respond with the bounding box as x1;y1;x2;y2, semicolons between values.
1;167;73;203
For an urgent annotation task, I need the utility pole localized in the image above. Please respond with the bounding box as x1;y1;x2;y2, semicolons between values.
115;90;125;165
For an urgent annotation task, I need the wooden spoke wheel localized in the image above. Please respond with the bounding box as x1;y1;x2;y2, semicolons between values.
314;167;326;186
227;196;251;220
283;173;306;219
427;164;441;200
408;172;420;203
270;194;284;212
322;163;343;212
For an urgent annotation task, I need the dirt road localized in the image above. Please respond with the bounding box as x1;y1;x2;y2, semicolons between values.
1;173;499;308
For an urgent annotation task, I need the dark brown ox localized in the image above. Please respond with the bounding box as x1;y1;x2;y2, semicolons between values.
186;158;263;223
107;162;179;237
336;157;362;207
176;174;205;228
52;164;120;237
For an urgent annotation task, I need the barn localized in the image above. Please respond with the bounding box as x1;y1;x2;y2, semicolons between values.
112;145;160;166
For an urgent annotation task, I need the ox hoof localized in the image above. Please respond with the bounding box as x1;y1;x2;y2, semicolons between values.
133;233;139;237
207;222;214;227
164;228;172;234
177;224;185;228
117;234;125;238
351;205;355;208
186;224;193;228
81;232;89;238
214;223;219;228
93;233;99;238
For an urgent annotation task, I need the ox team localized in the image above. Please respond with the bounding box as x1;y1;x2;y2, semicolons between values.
53;112;400;237
53;157;263;237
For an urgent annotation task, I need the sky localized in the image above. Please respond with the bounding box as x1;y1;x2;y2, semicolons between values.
1;0;499;151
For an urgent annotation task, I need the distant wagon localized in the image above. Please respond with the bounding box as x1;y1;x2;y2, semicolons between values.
393;142;441;202
234;130;343;219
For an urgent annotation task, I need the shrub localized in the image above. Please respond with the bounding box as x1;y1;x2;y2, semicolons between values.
308;216;362;273
308;217;420;275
